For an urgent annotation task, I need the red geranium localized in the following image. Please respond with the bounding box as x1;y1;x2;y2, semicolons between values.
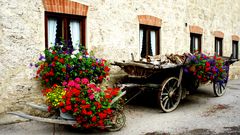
53;78;123;128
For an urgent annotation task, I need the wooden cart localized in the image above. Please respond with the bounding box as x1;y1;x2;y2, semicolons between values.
8;90;127;131
113;55;238;113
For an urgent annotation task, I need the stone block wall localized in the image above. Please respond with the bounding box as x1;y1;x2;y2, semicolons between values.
0;0;239;113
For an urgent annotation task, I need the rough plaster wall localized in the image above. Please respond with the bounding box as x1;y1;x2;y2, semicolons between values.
186;0;240;79
86;0;240;76
0;0;239;113
186;0;240;56
86;0;189;61
0;0;45;113
87;0;138;61
86;0;240;60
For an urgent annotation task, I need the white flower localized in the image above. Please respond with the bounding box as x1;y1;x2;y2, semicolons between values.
72;50;79;55
71;55;76;58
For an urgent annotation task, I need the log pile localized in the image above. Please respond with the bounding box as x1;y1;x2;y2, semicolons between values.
146;53;186;65
113;54;187;77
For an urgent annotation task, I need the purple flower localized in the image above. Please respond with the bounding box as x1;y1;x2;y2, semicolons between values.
39;54;45;61
183;68;189;73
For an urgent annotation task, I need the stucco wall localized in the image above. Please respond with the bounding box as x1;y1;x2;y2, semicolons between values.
86;0;240;60
0;0;45;113
0;0;239;113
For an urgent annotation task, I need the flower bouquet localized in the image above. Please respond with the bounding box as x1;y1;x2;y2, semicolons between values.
31;41;125;130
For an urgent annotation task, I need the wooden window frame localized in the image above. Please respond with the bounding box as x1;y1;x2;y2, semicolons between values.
232;40;239;59
140;24;160;58
45;12;86;49
190;33;202;53
215;37;223;56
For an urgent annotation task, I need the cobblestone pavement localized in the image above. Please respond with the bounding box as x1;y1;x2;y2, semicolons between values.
0;79;240;135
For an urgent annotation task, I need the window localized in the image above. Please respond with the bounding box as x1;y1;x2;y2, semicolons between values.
215;38;223;56
232;41;239;59
139;25;160;58
190;33;201;53
45;12;86;49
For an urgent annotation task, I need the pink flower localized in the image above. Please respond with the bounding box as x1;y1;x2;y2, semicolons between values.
75;78;80;83
87;83;96;88
67;80;75;87
87;89;92;93
89;94;94;100
95;87;101;92
62;81;67;86
81;78;89;84
75;83;80;89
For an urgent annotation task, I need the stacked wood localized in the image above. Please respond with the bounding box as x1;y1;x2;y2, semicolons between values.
113;53;187;77
146;54;186;65
165;54;186;64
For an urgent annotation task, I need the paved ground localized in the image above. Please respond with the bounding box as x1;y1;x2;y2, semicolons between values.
0;79;240;135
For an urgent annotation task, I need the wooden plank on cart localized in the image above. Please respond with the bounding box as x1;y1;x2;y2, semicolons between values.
7;111;77;125
110;91;126;106
26;102;48;112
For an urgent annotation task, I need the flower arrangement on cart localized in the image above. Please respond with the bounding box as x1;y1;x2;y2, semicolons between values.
184;52;230;96
31;42;126;131
185;53;228;83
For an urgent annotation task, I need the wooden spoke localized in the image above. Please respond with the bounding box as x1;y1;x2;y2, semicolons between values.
162;93;168;96
172;81;178;88
163;98;169;108
162;96;168;101
167;100;171;109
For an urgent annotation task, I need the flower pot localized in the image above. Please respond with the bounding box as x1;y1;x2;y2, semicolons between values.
59;109;75;120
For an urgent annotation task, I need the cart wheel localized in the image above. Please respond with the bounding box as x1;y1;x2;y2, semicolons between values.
213;80;227;97
107;111;126;132
158;77;182;113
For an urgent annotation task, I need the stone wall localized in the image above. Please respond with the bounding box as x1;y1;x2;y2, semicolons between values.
86;0;240;77
0;0;239;113
86;0;240;59
0;0;45;113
